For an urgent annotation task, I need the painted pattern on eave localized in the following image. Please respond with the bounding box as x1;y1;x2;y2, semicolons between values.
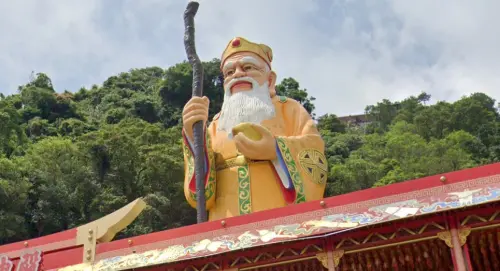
77;175;500;271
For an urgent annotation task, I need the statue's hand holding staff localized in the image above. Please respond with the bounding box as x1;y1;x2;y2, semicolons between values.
183;96;209;141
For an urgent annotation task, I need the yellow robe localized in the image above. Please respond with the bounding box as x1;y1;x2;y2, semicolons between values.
182;95;328;221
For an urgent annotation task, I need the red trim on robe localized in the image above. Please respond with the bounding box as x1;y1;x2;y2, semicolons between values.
270;162;296;204
182;129;210;194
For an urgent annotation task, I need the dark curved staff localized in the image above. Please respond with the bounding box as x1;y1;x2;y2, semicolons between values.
183;1;207;223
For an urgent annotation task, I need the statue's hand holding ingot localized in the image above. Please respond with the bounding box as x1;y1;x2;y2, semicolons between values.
232;123;276;160
232;123;262;141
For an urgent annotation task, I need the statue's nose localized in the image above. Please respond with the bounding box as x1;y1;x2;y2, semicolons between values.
233;67;246;78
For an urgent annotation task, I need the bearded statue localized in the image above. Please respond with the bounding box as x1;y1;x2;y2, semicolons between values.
182;37;328;221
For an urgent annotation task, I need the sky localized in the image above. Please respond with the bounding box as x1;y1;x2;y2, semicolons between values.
1;0;499;116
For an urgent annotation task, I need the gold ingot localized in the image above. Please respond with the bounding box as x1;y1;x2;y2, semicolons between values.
232;123;262;141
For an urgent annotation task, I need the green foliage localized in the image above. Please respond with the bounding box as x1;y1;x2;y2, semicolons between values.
0;63;499;245
276;77;316;117
0;157;29;243
317;114;346;133
326;92;500;197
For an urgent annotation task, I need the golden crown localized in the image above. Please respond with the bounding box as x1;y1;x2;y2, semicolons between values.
220;37;273;70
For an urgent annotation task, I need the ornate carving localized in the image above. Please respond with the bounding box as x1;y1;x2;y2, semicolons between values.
316;252;328;268
437;227;471;248
458;227;471;246
437;231;453;248
64;178;498;270
298;149;328;185
332;250;345;267
316;250;344;269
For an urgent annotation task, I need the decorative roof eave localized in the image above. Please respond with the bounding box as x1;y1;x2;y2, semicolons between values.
2;163;500;271
0;198;146;265
78;165;500;271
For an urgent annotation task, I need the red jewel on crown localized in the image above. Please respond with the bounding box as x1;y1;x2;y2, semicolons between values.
232;38;241;47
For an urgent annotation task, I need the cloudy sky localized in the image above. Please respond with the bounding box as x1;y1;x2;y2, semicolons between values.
1;0;499;116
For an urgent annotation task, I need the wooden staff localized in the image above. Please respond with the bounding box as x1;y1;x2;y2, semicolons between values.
183;1;207;223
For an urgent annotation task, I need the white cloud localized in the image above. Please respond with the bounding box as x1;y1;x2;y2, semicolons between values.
1;0;499;116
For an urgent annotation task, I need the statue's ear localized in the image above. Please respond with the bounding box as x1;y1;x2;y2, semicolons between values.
268;71;277;96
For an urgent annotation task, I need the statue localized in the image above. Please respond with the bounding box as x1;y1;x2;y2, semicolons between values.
182;37;328;221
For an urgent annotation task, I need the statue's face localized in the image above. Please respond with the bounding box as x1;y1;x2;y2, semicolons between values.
222;52;271;94
217;52;277;134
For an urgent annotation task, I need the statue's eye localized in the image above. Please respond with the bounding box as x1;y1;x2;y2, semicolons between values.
225;70;234;77
243;65;254;71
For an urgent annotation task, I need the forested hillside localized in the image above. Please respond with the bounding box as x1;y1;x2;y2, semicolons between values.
1;59;498;245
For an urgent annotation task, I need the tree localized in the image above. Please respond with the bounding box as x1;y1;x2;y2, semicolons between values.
0;101;26;156
1;58;499;246
0;158;30;243
21;73;54;91
276;77;316;117
317;114;346;133
21;138;95;236
157;59;223;125
365;99;399;132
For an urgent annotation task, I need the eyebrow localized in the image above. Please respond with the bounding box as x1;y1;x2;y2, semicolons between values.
239;56;262;67
223;61;235;71
222;56;264;71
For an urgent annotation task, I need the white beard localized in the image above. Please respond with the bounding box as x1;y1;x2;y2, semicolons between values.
217;77;275;137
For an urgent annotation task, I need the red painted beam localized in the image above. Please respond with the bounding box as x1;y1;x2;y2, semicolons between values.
0;229;77;257
97;162;500;254
41;246;83;270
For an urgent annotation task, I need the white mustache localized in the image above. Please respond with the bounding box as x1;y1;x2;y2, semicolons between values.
225;77;259;92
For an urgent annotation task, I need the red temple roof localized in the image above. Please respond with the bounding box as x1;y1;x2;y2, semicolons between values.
1;163;500;270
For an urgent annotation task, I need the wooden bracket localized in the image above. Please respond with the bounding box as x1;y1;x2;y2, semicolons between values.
82;224;97;263
437;230;453;248
317;252;328;268
75;198;147;263
437;227;471;248
317;250;344;270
